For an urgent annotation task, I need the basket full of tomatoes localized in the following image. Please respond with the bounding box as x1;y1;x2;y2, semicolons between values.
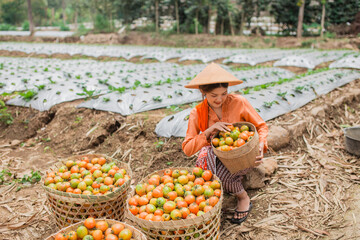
211;122;259;173
42;154;132;228
46;217;147;240
126;167;223;240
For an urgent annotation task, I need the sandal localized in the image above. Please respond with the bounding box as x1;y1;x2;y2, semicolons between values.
231;202;253;224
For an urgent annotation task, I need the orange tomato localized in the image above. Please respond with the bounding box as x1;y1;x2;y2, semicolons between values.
129;205;139;215
70;165;79;174
92;229;103;240
138;212;148;219
152;187;163;198
73;188;81;194
194;178;205;186
148;177;160;186
189;203;199;214
145;213;154;221
104;177;113;186
168;191;177;201
212;138;220;147
84;217;96;229
98;157;106;165
201;170;213;181
195;195;206;205
119;229;132;240
176;200;188;208
240;132;248;141
105;234;118;240
180;207;190;219
153;215;163;221
96;220;109;232
154;209;164;216
54;233;67;240
138;196;149;206
163;201;176;213
204;205;213;213
208;196;219;207
111;223;125;235
185;194;195;205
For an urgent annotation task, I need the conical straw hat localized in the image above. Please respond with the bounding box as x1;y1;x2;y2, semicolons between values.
185;62;243;89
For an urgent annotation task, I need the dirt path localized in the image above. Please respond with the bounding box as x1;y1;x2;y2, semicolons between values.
0;79;359;239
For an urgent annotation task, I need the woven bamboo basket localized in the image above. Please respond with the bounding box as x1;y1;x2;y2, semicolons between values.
126;168;223;240
45;219;147;240
42;154;132;228
212;122;259;174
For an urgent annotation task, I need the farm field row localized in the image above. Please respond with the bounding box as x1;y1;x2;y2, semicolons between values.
0;57;293;114
0;42;358;68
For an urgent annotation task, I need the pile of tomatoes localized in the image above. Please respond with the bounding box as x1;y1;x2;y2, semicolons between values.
212;124;255;151
44;156;130;196
54;217;134;240
128;167;221;221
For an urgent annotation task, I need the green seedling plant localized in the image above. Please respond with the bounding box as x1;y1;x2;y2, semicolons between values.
0;169;41;185
0;169;12;184
295;86;306;94
76;87;99;100
263;100;279;108
155;80;163;86
35;84;45;90
74;116;83;123
108;85;126;94
167;105;182;112
19;90;37;102
98;79;109;85
277;91;288;101
153;96;162;102
154;140;164;150
47;77;56;84
142;83;152;88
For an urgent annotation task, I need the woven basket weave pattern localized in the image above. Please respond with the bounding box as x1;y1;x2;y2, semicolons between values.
126;168;223;240
45;219;147;240
43;154;132;228
212;122;259;173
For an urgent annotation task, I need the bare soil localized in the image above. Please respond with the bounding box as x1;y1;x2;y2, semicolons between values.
0;68;359;239
0;32;359;50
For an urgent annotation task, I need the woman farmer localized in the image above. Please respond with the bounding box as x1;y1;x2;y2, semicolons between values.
182;63;268;224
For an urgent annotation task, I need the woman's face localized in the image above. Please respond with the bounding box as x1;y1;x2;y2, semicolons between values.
204;87;228;108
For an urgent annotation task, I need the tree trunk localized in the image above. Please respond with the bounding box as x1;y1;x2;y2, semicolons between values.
175;0;180;34
195;8;199;35
74;9;78;30
239;9;245;36
44;6;47;25
228;9;234;36
27;0;34;36
297;0;305;38
62;0;66;25
51;8;54;25
320;3;325;37
207;4;211;34
221;18;224;35
155;0;159;32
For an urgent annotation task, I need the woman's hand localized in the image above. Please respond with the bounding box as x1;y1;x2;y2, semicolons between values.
254;141;265;166
203;122;231;139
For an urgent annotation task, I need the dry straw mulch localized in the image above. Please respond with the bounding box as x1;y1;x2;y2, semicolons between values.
221;105;360;239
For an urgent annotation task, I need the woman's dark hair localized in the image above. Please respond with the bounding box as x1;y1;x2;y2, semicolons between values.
198;83;228;93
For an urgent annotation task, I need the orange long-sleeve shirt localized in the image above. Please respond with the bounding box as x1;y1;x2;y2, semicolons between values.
182;94;268;156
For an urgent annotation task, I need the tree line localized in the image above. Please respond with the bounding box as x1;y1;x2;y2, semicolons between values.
0;0;359;37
